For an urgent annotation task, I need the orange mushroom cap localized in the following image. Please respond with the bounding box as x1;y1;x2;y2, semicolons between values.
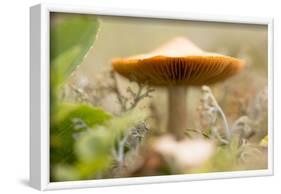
112;37;245;86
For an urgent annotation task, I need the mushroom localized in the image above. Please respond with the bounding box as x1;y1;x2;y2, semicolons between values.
112;37;245;140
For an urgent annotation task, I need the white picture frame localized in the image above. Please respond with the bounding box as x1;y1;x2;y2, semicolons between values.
30;3;274;191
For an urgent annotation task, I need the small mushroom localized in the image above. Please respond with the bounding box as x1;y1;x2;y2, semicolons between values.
112;37;245;140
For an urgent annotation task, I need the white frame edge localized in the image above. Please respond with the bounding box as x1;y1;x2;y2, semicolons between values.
30;3;274;191
30;4;50;190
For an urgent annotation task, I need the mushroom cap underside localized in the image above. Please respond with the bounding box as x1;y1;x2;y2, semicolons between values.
112;55;245;86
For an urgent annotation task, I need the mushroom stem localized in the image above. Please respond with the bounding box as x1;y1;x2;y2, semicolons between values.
168;86;188;140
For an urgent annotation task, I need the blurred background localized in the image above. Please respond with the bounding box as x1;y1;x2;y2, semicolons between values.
73;15;268;129
79;15;267;75
50;13;268;182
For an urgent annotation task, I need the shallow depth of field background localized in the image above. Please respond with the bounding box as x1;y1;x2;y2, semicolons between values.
50;13;268;182
76;15;267;127
80;16;267;75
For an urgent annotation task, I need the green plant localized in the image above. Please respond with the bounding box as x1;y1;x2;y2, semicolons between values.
52;109;147;181
50;103;112;165
50;14;152;181
49;14;107;180
50;14;99;88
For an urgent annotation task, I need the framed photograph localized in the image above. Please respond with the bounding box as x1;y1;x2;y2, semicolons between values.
30;3;274;190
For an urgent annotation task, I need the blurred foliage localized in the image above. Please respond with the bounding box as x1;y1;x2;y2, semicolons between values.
50;14;150;181
49;14;110;181
50;14;99;88
50;103;112;164
52;109;147;181
50;14;99;115
196;136;240;172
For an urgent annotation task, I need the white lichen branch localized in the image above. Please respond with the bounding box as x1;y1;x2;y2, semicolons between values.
200;85;231;141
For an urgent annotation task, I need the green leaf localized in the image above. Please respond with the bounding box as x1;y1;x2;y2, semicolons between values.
74;127;113;178
50;103;111;164
70;110;148;179
75;126;113;162
51;107;149;180
52;103;112;128
50;14;99;87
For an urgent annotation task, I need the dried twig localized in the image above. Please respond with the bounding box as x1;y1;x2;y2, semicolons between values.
108;71;154;176
112;121;149;177
109;71;155;112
